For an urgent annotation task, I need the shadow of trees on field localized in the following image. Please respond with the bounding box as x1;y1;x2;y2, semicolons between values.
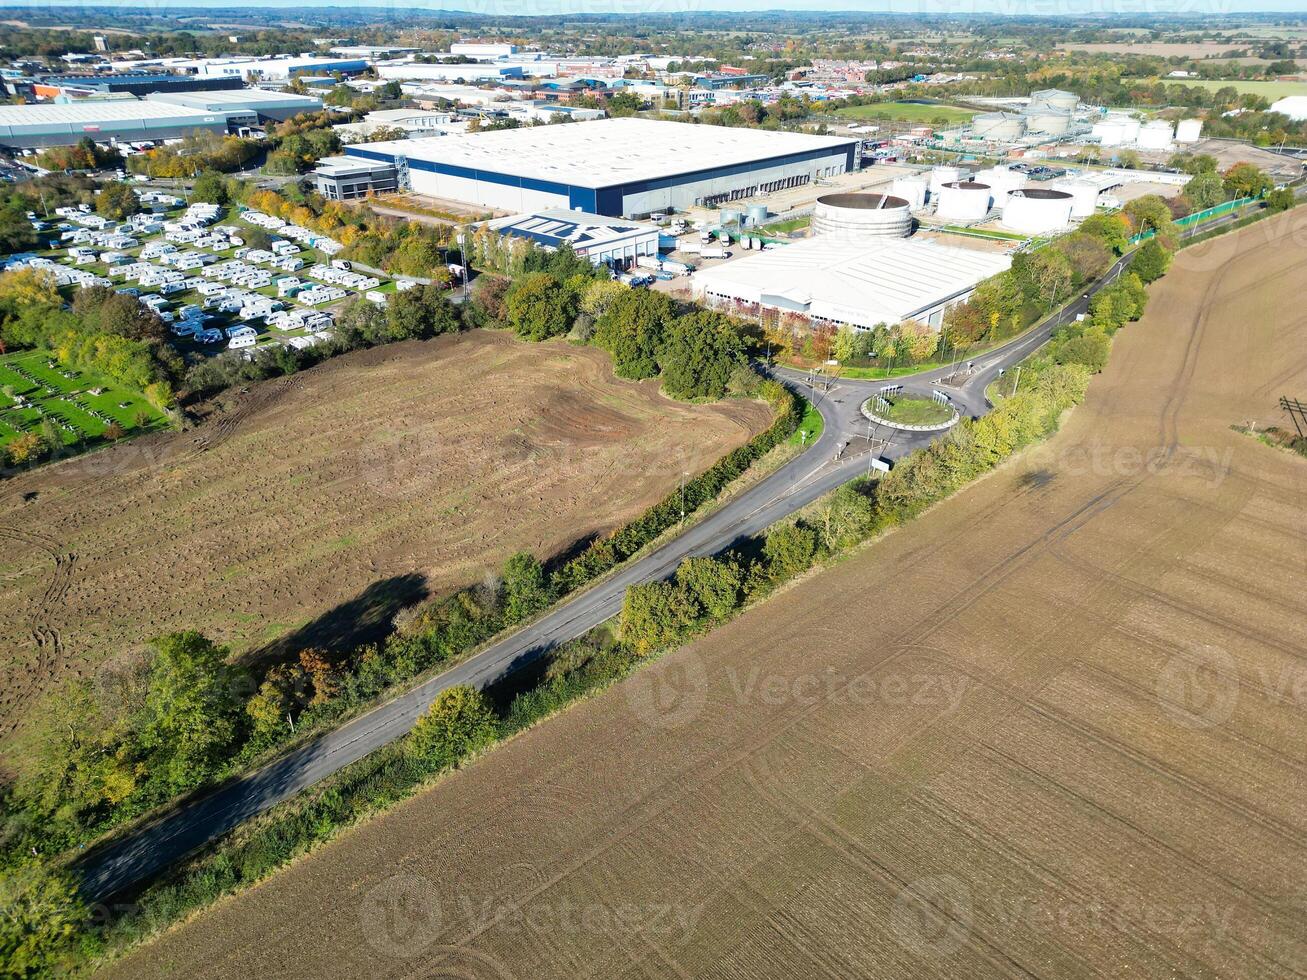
243;573;430;668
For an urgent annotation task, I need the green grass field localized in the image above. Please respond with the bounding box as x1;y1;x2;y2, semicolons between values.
1162;78;1307;99
871;394;955;426
0;350;168;453
834;102;977;125
788;398;824;446
759;215;811;235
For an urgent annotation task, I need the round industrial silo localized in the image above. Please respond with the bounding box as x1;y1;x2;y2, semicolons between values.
811;193;913;240
1024;109;1074;136
747;204;769;226
928;165;962;199
1052;179;1099;218
976;166;1027;207
891;177;928;210
1137;120;1174;151
719;208;743;227
935;181;992;222
1092;117;1127;147
1001;187;1074;235
971;111;1026;141
1118;117;1141;145
1175;118;1203;144
1029;88;1079;113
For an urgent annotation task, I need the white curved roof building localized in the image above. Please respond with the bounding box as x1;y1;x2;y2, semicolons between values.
691;237;1011;331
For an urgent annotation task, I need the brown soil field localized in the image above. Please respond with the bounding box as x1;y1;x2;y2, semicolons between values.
1056;41;1274;58
0;331;770;752
104;214;1307;980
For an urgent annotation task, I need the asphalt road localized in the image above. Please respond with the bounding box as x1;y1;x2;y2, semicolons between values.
72;248;1134;903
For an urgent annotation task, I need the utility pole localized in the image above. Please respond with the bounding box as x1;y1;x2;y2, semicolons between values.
1011;365;1021;398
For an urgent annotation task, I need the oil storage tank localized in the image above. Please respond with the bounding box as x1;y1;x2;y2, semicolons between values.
1051;178;1099;218
891;176;928;210
1002;187;1074;235
1137;120;1174;151
1029;88;1079;113
935;181;992;222
811;193;913;240
1175;118;1203;144
928;164;962;199
975;166;1027;207
971;111;1026;141
1091;116;1129;147
1024;109;1074;136
746;204;769;226
1118;116;1141;145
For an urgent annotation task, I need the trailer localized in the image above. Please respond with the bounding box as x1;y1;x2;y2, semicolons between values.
636;256;663;271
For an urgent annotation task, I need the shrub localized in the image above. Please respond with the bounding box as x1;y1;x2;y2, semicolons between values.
407;686;498;766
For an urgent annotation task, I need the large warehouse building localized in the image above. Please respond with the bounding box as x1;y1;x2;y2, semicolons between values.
691;237;1011;331
0;98;229;149
147;88;323;122
339;118;859;217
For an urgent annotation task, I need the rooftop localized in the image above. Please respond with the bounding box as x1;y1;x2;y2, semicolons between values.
0;98;222;127
349;117;856;189
488;208;656;251
148;88;323;108
693;237;1011;328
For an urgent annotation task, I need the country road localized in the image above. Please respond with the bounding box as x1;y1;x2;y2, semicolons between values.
74;245;1134;902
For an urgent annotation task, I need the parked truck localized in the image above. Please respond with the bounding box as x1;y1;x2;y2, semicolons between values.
661;259;695;275
699;247;729;260
636;256;663;271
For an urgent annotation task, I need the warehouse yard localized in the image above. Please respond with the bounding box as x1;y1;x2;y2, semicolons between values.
104;213;1307;979
0;331;770;748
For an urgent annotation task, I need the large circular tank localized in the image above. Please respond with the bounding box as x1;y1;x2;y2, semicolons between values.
975;166;1028;207
811;193;913;240
1175;118;1203;144
928;165;962;199
891;176;928;210
971;111;1026;141
1029;88;1079;113
1137;120;1174;151
1092;118;1128;147
1051;179;1099;218
935;181;992;222
1024;109;1074;136
746;204;769;226
1002;187;1074;235
1119;117;1142;144
719;208;743;226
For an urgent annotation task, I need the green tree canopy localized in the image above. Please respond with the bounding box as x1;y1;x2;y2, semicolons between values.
408;685;498;765
659;309;745;400
506;272;576;341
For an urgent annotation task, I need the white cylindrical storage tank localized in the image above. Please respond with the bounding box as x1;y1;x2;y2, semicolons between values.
811;193;913;240
1137;120;1174;151
935;181;992;222
1002;188;1074;235
971;111;1026;141
1025;109;1073;136
1092;118;1127;147
1029;88;1079;113
1052;179;1099;218
976;166;1027;207
1175;118;1203;143
929;165;961;199
747;204;769;226
1119;117;1142;145
891;177;928;210
720;208;743;227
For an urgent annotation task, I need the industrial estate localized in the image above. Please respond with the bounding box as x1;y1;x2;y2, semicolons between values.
0;8;1304;980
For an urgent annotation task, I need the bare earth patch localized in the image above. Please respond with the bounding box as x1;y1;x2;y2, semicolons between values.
0;331;770;750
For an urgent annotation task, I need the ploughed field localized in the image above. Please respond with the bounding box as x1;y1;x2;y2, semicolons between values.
104;215;1307;980
0;331;770;750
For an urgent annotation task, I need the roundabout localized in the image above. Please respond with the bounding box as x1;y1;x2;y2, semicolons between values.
861;388;959;431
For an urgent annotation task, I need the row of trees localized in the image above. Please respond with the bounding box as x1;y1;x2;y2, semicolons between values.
126;131;260;179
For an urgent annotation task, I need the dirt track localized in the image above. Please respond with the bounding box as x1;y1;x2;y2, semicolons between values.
104;215;1307;980
0;331;769;752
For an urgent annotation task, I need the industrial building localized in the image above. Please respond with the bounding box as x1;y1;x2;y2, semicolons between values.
313;155;399;200
486;209;659;268
29;72;244;99
147;88;323;122
338;118;858;218
0;98;229;149
375;63;529;83
692;237;1011;331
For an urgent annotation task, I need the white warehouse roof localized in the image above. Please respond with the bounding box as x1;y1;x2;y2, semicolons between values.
692;238;1012;329
147;89;323;112
0;98;221;127
353;117;856;190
